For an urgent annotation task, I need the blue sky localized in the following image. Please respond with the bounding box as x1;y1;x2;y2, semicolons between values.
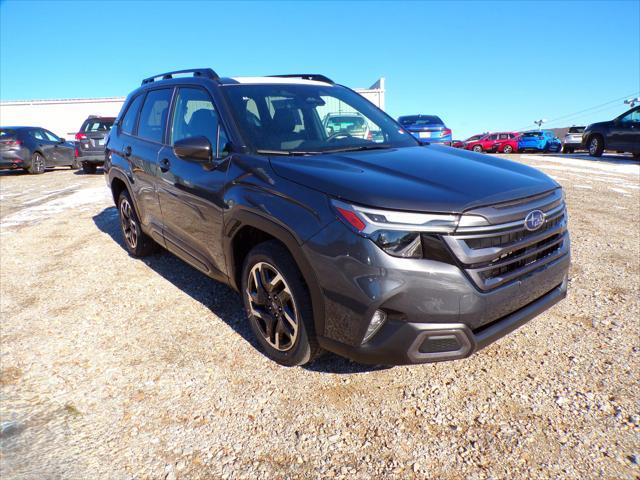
1;0;638;138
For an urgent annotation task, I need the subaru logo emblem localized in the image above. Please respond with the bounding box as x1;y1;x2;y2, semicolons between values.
524;210;545;231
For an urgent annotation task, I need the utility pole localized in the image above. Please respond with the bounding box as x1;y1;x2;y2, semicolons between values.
624;97;640;108
534;119;546;130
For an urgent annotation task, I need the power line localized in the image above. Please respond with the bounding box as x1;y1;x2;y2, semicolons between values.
515;91;640;131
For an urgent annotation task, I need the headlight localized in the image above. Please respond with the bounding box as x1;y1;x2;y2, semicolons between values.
330;199;487;259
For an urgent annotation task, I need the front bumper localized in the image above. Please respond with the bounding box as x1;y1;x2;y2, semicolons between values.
304;220;570;365
320;277;567;364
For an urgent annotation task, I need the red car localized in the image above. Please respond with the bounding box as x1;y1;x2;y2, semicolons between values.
465;133;500;153
492;132;521;154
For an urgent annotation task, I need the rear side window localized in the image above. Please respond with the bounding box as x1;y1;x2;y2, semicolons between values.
83;119;114;132
137;89;172;143
121;95;145;135
0;129;16;137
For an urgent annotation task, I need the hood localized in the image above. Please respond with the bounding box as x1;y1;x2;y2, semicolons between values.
586;120;612;131
269;145;558;213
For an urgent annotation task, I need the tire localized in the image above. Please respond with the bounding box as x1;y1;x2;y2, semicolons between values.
588;135;604;157
562;146;569;154
503;144;513;154
241;240;322;366
27;152;46;174
117;190;156;257
82;162;97;174
472;145;483;152
71;158;80;169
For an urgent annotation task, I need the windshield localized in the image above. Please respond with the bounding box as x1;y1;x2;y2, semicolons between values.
398;115;443;126
465;134;483;141
222;83;418;154
522;131;542;137
568;126;585;133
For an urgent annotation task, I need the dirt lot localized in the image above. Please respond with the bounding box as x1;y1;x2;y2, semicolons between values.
1;153;639;480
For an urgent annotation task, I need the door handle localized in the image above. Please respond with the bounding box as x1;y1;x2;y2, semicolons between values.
124;146;132;157
159;158;171;172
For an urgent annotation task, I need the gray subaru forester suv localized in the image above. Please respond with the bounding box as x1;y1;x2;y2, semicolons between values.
104;68;570;366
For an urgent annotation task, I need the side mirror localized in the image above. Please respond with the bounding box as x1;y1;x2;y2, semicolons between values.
173;136;212;162
59;138;66;143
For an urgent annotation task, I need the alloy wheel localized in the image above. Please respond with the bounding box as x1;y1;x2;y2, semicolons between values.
246;262;299;352
33;154;45;173
503;145;513;154
119;198;138;249
589;138;599;156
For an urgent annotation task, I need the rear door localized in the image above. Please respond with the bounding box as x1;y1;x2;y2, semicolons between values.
118;90;170;239
156;86;230;277
31;129;56;164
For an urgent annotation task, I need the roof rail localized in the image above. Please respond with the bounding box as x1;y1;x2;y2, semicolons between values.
269;74;334;84
141;68;219;85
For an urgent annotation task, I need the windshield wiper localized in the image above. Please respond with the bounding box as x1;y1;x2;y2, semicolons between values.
321;144;393;154
256;149;322;156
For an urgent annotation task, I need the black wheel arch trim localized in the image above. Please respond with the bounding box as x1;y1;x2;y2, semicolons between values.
108;168;143;220
224;208;327;337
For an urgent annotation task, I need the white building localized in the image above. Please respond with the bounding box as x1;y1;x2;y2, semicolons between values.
0;78;385;139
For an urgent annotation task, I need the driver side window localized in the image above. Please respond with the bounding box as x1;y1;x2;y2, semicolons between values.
620;110;640;124
171;87;227;156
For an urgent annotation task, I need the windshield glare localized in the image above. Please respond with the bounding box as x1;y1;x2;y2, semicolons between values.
222;84;418;153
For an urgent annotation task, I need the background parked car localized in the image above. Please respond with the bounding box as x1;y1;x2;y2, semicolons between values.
492;132;521;154
518;130;562;153
465;133;500;152
0;126;76;174
582;106;640;158
397;115;452;145
323;112;371;140
75;115;115;173
562;126;585;153
451;139;464;148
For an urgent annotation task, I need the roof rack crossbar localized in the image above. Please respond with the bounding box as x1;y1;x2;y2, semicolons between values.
269;74;334;84
141;68;219;85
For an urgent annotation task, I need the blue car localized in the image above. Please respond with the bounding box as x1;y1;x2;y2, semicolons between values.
518;130;562;153
398;115;452;145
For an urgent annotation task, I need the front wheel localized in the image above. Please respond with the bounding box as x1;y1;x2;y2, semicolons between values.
588;136;604;157
71;158;80;169
241;241;322;366
27;152;46;174
503;144;513;154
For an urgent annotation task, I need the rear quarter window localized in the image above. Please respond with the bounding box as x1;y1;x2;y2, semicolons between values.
121;94;145;135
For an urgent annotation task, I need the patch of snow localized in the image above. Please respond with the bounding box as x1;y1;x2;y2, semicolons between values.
522;154;640;176
574;185;593;189
1;187;110;229
608;187;631;195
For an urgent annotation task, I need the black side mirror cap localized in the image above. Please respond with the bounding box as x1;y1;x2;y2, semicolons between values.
173;136;212;162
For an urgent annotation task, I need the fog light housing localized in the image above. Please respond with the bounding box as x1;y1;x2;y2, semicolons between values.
362;309;387;344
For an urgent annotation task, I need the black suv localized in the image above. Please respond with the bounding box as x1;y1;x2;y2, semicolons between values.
105;68;570;366
582;106;640;158
75;115;115;173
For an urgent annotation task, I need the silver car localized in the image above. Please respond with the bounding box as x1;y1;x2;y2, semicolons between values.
562;126;585;153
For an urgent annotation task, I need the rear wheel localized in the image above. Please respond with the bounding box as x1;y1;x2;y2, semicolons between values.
27;152;46;174
117;190;156;257
472;145;483;152
241;240;322;366
82;162;97;174
71;158;80;169
588;135;604;157
503;144;513;154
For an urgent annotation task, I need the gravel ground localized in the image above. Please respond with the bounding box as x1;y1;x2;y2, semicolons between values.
1;153;639;480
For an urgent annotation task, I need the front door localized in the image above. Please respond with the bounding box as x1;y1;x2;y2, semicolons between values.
612;108;640;152
157;86;230;277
